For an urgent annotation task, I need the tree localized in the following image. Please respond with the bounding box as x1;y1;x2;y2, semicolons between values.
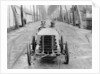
59;5;63;22
72;5;75;26
38;5;46;20
36;6;38;21
8;6;10;27
11;5;19;29
20;5;24;27
76;5;83;28
65;5;69;23
33;5;35;22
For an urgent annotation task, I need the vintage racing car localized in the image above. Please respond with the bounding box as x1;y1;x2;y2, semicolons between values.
27;27;69;66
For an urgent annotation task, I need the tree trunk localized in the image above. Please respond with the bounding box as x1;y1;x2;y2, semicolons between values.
33;6;35;22
72;5;75;26
65;5;69;23
8;6;10;27
20;5;24;27
59;5;63;21
35;6;38;21
62;6;64;22
36;6;38;21
68;12;71;24
11;5;19;29
76;5;83;28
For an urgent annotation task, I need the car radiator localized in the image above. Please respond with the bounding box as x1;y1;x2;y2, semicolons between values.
40;35;57;54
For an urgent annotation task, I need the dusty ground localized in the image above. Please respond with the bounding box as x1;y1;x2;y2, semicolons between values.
7;20;92;69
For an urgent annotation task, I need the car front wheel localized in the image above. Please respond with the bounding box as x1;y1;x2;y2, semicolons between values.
27;43;31;66
64;42;69;64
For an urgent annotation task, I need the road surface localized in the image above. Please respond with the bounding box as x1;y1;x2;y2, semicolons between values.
7;20;92;69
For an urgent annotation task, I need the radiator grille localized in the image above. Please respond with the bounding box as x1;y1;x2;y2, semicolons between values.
44;35;52;54
40;35;56;54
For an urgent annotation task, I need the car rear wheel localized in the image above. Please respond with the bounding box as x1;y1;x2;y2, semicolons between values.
27;43;31;66
32;36;36;54
60;36;63;53
64;42;69;64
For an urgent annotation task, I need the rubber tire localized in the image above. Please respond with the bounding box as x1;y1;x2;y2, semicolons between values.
27;44;31;66
32;36;36;53
64;42;69;64
60;36;63;53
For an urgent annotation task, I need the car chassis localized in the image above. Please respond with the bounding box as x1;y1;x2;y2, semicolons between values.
27;28;69;66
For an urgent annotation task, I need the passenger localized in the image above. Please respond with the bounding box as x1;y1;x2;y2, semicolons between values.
50;20;55;28
36;20;46;45
50;20;61;54
38;20;46;31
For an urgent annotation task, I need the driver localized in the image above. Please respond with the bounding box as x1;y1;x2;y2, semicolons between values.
50;20;61;54
50;20;55;28
35;20;46;49
38;20;46;31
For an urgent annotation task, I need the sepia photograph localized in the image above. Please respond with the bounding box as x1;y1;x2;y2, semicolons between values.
7;5;92;69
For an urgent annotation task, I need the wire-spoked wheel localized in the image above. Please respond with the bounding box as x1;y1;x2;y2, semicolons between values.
27;36;36;66
27;43;32;66
64;42;69;64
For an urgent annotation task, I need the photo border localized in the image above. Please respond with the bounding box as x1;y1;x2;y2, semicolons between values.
0;0;100;74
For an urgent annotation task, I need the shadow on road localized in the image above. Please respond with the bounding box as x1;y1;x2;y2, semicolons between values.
40;56;57;64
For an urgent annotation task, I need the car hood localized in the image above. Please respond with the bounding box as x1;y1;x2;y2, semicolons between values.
37;28;59;36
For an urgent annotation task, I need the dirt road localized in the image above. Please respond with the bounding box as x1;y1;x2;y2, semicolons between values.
7;20;92;69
